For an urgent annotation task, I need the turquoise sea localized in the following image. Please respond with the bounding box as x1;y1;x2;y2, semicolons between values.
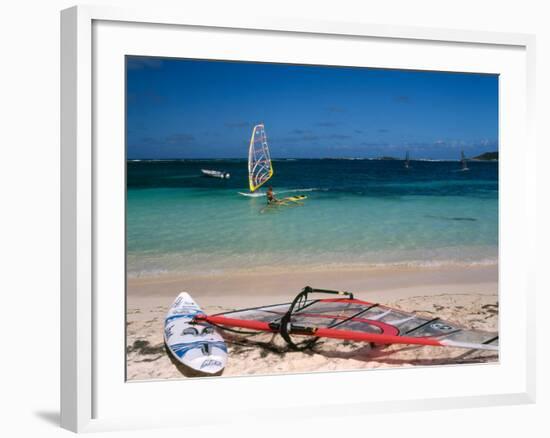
127;159;498;277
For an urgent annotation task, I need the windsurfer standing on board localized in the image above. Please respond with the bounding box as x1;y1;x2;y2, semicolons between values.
266;186;278;204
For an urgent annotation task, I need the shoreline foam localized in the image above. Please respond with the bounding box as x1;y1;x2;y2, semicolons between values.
127;257;498;279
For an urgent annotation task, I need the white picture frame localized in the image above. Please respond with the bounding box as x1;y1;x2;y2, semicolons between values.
60;4;536;433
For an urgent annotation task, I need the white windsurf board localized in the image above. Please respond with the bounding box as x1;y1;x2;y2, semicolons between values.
164;292;227;375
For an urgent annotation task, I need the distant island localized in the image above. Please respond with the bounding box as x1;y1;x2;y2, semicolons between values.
472;151;498;161
377;156;399;161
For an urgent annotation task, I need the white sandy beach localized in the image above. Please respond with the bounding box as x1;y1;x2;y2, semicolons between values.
126;263;498;381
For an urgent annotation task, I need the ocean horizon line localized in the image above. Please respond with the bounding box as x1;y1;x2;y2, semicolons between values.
127;157;496;162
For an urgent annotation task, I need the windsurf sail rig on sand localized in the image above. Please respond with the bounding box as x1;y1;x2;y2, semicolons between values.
248;124;273;192
194;286;498;352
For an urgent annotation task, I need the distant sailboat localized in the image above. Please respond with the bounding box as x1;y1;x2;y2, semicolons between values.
460;151;469;171
404;151;410;169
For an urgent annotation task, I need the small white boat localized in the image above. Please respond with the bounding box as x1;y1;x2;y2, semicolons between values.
201;169;230;179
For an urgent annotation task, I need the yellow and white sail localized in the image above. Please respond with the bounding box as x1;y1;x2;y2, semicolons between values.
248;124;273;192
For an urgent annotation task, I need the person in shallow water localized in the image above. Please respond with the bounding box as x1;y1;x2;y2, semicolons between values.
266;186;278;204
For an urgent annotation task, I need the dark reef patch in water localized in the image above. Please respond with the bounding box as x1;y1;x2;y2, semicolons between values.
426;215;477;222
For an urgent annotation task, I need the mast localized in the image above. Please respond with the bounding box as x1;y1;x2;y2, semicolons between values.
404;151;410;169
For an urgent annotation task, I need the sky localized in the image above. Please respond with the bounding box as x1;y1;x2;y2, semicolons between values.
126;56;498;160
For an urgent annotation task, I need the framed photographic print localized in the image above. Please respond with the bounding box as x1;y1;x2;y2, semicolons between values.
61;5;536;433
